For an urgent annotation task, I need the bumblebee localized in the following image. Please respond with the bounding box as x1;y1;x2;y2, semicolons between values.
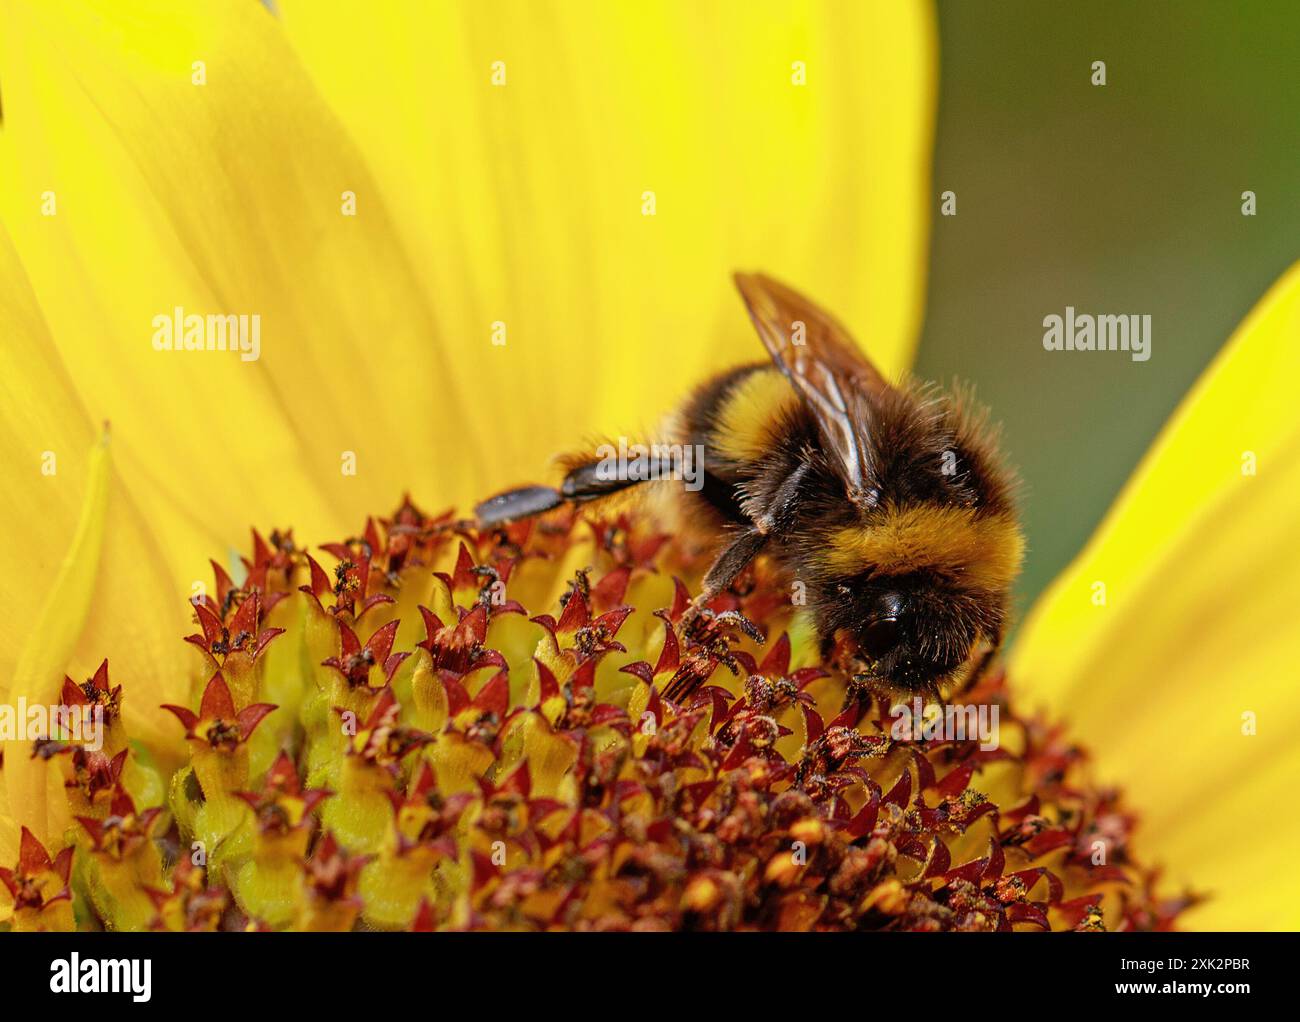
476;273;1023;696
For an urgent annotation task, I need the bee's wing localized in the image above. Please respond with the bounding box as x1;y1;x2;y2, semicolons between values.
733;272;888;507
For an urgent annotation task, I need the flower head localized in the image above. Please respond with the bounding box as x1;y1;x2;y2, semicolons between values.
1;499;1188;931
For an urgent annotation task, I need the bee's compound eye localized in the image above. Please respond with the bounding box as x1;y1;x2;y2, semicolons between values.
860;616;901;659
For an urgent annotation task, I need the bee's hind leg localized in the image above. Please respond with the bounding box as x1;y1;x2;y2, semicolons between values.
475;485;567;527
557;460;652;505
475;453;668;527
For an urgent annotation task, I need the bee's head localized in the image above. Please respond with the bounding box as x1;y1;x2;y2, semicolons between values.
808;502;1023;693
797;384;1024;693
836;572;1000;693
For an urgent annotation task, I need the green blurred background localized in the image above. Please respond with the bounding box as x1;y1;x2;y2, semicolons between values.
916;0;1300;620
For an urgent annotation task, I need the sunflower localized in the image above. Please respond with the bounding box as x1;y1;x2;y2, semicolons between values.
0;0;1295;931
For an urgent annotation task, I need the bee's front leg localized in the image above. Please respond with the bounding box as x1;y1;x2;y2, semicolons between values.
681;461;810;628
748;460;810;536
677;526;768;638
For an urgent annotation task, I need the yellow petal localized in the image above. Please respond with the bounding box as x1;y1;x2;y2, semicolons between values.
0;0;474;549
3;427;108;847
1011;261;1300;930
279;0;936;486
0;223;193;850
0;223;86;688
